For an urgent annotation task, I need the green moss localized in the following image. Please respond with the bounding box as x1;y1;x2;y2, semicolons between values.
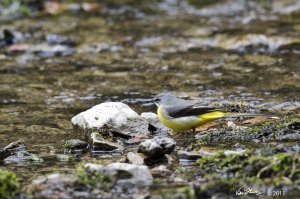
246;116;298;134
196;174;267;198
196;116;299;143
62;142;72;150
198;150;250;174
195;150;300;197
76;164;115;191
220;101;253;113
197;150;300;188
188;140;207;150
2;0;33;16
0;169;21;199
197;175;243;197
151;186;196;199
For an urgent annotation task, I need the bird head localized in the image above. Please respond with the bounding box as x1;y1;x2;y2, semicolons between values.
153;92;176;107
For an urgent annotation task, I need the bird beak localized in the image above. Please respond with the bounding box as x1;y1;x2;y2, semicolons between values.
143;99;154;103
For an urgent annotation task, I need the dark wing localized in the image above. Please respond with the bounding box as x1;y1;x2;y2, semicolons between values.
168;104;221;118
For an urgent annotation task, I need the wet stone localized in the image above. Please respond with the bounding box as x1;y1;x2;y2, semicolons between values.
278;132;300;141
46;34;76;46
288;121;300;130
90;132;124;152
4;141;25;151
233;143;245;150
271;102;300;111
63;139;88;151
292;144;300;152
125;134;148;145
152;136;176;154
104;163;153;187
151;165;171;177
32;44;75;58
4;151;43;163
138;136;176;160
138;139;165;159
275;144;290;153
252;138;261;143
27;173;77;199
177;150;202;160
0;29;23;47
57;154;71;162
0;149;11;160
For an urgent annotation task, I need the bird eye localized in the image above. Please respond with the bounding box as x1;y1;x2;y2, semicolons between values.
154;98;160;103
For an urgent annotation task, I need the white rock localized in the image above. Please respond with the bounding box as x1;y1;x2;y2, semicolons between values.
85;162;153;186
71;102;149;137
84;163;103;171
224;150;244;156
126;152;145;165
105;163;153;186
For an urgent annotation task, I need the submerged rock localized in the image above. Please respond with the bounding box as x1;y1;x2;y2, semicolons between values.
4;141;25;151
0;29;23;47
46;34;76;46
0;149;11;160
63;139;88;151
141;112;172;135
71;102;150;138
4;151;43;164
29;43;74;58
90;132;124;152
216;34;297;53
177;149;216;160
177;150;202;160
271;102;300;111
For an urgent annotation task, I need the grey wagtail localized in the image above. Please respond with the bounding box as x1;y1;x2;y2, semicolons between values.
153;92;279;132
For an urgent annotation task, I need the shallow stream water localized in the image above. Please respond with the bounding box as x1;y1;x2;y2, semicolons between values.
0;0;300;196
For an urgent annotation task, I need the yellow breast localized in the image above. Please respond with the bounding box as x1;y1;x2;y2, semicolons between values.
157;106;227;131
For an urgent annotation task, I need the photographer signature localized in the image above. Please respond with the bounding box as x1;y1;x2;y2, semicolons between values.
236;187;263;196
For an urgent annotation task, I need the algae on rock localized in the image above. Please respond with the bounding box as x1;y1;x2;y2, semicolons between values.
196;150;300;197
0;169;20;199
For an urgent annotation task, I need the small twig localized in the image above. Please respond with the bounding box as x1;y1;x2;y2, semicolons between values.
288;152;298;179
256;161;275;178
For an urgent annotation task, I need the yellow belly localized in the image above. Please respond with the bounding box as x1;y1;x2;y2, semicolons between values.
157;106;227;131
